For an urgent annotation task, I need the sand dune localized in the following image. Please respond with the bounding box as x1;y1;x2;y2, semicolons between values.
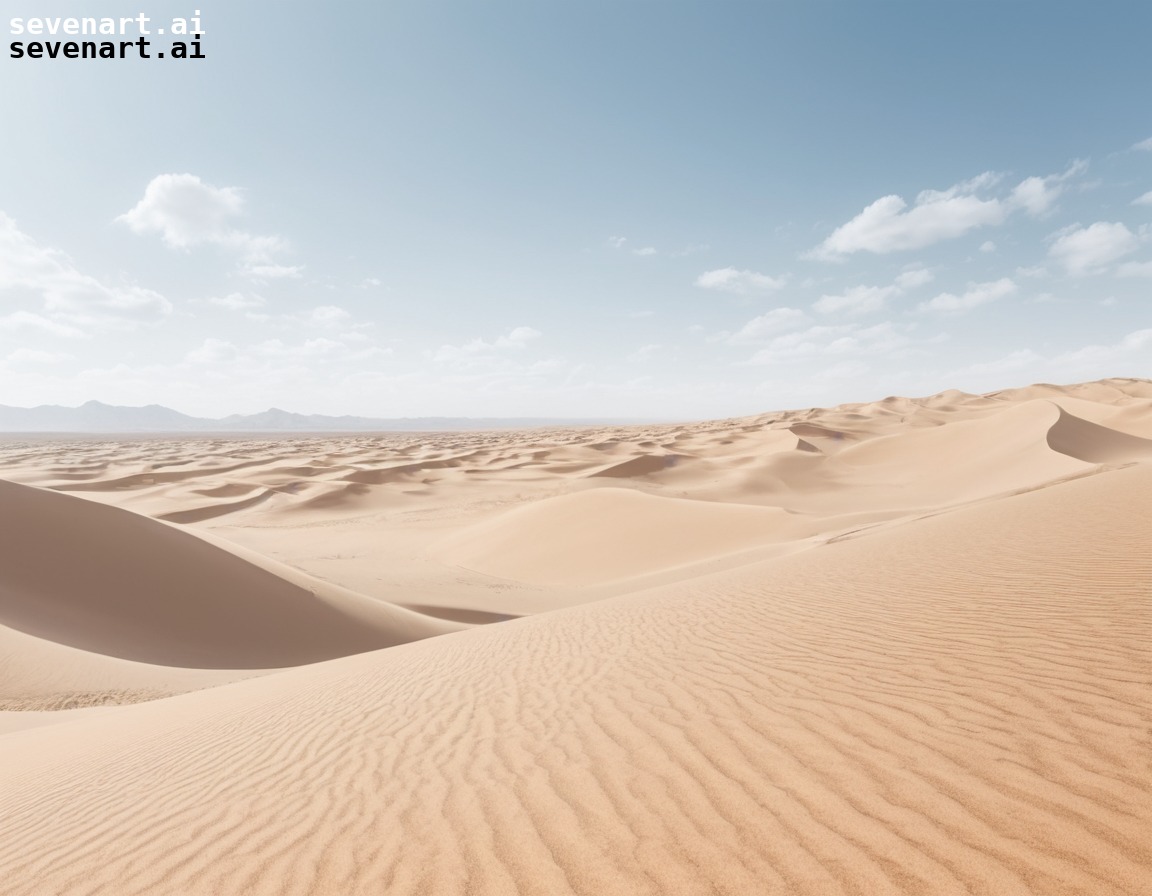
1045;405;1152;463
0;479;460;669
0;622;250;711
0;455;1149;894
434;486;813;586
0;376;1149;894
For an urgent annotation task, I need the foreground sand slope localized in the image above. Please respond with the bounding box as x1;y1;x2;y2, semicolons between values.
1;460;1148;895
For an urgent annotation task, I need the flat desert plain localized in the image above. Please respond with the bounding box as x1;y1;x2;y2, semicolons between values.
1;377;1150;895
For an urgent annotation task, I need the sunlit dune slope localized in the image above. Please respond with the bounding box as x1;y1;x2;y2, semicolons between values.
433;486;814;586
0;461;1148;895
0;623;253;711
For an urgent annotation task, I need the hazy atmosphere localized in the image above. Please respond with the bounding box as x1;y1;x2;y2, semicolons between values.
2;1;1150;419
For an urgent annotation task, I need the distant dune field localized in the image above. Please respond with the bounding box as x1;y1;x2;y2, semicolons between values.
1;378;1150;894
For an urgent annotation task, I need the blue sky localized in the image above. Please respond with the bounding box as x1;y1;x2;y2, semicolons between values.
1;1;1149;419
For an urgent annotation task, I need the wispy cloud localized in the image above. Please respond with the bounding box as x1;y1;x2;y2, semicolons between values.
0;310;86;338
726;307;808;343
118;174;296;278
1116;260;1152;278
696;267;786;295
118;174;245;249
208;293;265;311
0;212;171;332
812;268;933;317
1048;221;1140;275
952;348;1043;377
627;343;661;362
1054;327;1152;369
813;284;897;316
895;269;934;288
299;305;352;327
744;321;912;364
808;162;1084;260
608;236;704;257
431;326;542;364
919;278;1017;314
244;264;303;281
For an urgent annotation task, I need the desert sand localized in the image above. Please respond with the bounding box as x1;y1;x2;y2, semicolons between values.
0;377;1150;894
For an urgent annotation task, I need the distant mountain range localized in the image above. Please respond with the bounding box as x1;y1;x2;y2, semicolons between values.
0;400;627;433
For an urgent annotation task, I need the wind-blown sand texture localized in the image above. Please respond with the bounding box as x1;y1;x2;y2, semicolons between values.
1;377;1150;894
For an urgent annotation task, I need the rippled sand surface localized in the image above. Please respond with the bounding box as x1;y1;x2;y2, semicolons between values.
1;377;1150;894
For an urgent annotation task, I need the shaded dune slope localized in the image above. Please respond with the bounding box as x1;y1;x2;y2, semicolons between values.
1045;405;1152;463
0;464;1149;894
0;479;461;669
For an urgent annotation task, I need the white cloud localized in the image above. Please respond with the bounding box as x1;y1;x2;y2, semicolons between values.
813;284;896;316
745;321;910;364
118;174;289;265
209;293;265;310
811;269;932;318
1132;190;1152;206
1116;260;1152;278
184;335;388;369
0;310;86;338
255;337;346;359
1132;137;1152;151
243;263;303;280
628;344;661;362
895;268;934;289
979;240;997;253
809;174;1006;259
1048;221;1140;275
822;322;910;357
607;237;667;257
1054;328;1152;369
919;278;1017;314
0;212;170;330
432;326;542;363
498;326;542;348
117;174;244;248
953;348;1043;377
4;347;72;365
726;307;808;343
809;163;1084;260
185;338;238;364
306;305;351;326
1008;161;1083;217
695;267;786;295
